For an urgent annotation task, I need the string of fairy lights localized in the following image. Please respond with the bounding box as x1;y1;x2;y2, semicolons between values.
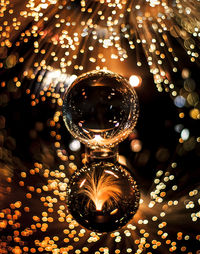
0;0;200;253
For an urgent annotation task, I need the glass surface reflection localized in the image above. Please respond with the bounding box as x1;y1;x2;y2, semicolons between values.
63;70;139;148
67;161;140;232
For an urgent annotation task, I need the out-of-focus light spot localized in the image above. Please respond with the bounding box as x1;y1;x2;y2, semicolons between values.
130;139;142;152
179;112;185;118
174;124;184;133
181;129;190;141
69;74;77;85
187;92;199;106
129;75;141;87
0;115;6;129
183;137;196;151
184;78;196;92
128;130;138;140
189;108;200;120
174;96;186;108
149;0;160;7
35;122;44;131
69;139;81;152
136;149;150;166
181;68;190;79
5;54;17;68
156;148;170;162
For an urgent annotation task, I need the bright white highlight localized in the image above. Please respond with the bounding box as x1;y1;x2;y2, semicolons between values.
129;75;141;87
69;139;81;151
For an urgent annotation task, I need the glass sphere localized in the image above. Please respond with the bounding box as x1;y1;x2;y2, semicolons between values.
67;161;140;232
63;70;139;148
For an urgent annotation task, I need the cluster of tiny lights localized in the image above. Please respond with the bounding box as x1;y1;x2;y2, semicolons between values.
0;0;200;93
0;0;200;254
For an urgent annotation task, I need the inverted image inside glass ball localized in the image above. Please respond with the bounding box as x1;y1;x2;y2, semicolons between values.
67;161;140;232
63;70;139;148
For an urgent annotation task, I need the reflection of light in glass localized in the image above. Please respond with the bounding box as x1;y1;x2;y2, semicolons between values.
94;134;103;142
129;75;141;87
174;96;186;108
181;128;190;141
89;134;106;147
69;139;81;151
67;162;139;232
110;208;118;215
80;179;86;188
118;155;127;167
104;170;119;178
63;70;139;149
78;170;122;211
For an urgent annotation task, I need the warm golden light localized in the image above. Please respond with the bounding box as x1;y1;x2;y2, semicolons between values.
0;0;199;251
78;170;122;211
129;75;141;87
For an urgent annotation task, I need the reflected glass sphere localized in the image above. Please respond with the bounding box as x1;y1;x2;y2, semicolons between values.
63;70;139;148
67;162;140;232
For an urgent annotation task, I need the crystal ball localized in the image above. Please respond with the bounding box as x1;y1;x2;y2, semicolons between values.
63;70;139;148
67;161;140;232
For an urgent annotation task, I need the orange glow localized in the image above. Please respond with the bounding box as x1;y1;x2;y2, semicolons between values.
80;179;86;188
78;170;122;211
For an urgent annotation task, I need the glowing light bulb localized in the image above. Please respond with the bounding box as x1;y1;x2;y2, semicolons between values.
67;161;140;232
63;70;139;149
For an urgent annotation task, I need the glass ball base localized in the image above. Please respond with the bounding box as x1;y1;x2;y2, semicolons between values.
67;161;140;232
